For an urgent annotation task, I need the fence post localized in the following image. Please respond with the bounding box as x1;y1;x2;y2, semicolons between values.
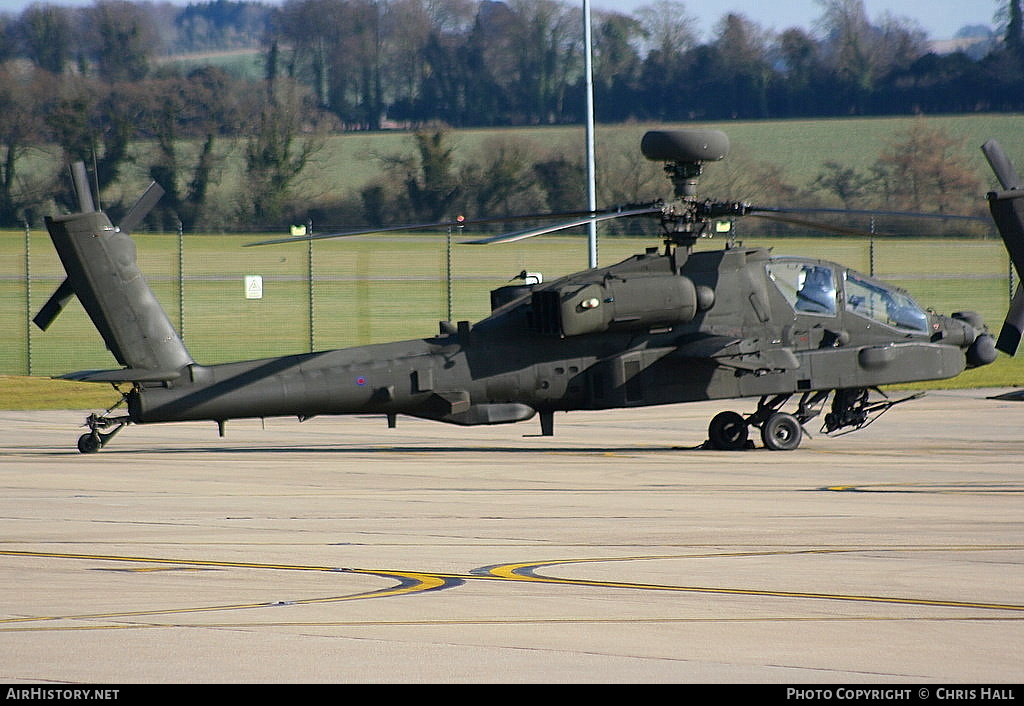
24;221;32;376
869;217;875;276
307;219;314;353
446;224;453;322
178;221;185;341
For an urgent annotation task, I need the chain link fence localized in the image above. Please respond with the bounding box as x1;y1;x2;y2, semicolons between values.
1;226;1014;378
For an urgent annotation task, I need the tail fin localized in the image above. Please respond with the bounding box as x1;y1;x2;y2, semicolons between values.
34;167;193;382
982;140;1024;356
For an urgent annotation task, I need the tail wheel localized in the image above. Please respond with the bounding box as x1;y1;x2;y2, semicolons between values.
708;411;749;450
75;413;129;454
77;433;102;454
761;412;803;451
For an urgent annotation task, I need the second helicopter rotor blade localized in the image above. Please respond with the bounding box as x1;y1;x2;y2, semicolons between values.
982;139;1023;191
247;220;465;247
997;284;1024;356
746;212;894;238
747;205;985;238
245;205;660;247
462;207;663;245
753;205;985;223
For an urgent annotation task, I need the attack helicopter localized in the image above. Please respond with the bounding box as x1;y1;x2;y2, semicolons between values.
37;129;1001;454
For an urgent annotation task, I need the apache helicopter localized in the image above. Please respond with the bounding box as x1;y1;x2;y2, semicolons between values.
36;129;1003;454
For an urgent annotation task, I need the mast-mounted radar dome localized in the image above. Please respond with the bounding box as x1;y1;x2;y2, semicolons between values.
640;129;730;164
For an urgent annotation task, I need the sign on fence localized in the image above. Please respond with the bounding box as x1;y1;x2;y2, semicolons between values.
245;275;263;300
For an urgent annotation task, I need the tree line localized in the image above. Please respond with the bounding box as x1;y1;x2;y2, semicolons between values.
4;0;1012;125
0;0;1015;229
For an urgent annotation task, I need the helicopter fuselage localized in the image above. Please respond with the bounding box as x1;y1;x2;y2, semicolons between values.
126;245;986;434
40;128;1019;452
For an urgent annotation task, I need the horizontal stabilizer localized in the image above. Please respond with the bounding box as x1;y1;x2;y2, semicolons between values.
58;367;183;383
33;278;74;331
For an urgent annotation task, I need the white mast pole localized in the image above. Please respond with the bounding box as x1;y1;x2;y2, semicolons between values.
583;0;598;268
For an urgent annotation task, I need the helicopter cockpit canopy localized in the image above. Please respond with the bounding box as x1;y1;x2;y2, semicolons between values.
843;269;929;333
767;259;838;316
768;257;929;333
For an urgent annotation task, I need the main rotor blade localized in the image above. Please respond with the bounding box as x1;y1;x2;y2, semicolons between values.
997;283;1024;356
247;218;477;247
982;139;1023;191
245;206;659;247
747;205;985;238
462;207;663;245
753;205;985;223
746;212;894;238
246;199;983;248
990;190;1024;276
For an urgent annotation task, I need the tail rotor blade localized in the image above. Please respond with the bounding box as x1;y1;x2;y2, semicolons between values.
34;179;169;337
33;278;75;331
982;140;1022;191
118;181;164;235
70;162;95;214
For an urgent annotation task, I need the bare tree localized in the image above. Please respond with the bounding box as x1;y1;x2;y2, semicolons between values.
274;0;387;129
84;0;159;83
380;0;436;113
591;9;644;118
403;128;461;222
244;80;322;224
501;0;580;123
633;0;699;56
997;0;1024;57
18;4;75;75
461;135;545;218
45;75;135;204
814;0;928;111
811;161;872;208
0;67;55;225
871;120;981;215
711;13;773;117
138;68;243;230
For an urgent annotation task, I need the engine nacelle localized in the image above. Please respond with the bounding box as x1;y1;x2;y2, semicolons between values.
529;274;713;337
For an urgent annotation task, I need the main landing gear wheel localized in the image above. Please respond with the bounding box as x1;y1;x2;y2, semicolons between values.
760;412;803;451
708;411;749;450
